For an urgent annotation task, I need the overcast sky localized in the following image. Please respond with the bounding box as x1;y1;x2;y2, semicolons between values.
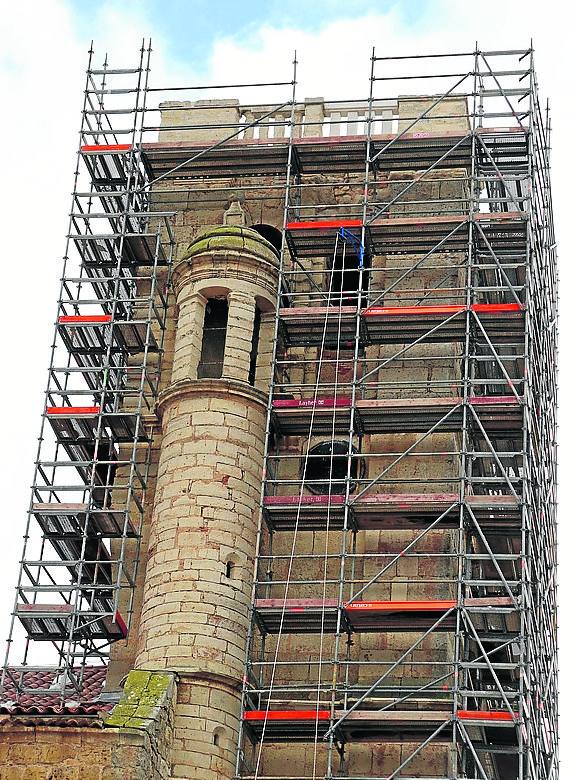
0;0;571;770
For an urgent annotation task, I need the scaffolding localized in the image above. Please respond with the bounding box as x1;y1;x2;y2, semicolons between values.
0;40;557;780
232;47;557;780
1;42;175;699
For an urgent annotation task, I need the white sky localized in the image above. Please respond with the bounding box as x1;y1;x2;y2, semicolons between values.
0;0;571;772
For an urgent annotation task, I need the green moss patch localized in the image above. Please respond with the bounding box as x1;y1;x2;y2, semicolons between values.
182;225;276;261
105;670;174;730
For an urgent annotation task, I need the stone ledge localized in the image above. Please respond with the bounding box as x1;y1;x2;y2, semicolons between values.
157;376;268;419
176;669;243;691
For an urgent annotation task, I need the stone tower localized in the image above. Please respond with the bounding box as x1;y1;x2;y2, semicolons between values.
0;45;557;780
135;223;279;778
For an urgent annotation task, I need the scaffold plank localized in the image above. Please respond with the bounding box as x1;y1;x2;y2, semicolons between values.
253;597;516;635
80;144;132;153
141;127;526;181
263;494;346;530
278;302;525;346
15;604;127;642
270;395;522;436
31;503;137;538
262;492;520;532
243;708;452;742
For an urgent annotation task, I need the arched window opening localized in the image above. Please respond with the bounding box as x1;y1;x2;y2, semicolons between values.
225;560;235;579
250;223;282;256
90;439;118;509
250;224;290;307
198;298;228;379
303;440;363;495
280;278;291;309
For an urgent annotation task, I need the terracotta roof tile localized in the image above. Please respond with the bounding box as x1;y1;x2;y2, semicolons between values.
0;666;112;717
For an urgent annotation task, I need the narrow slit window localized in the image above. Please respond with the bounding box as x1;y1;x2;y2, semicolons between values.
198;298;228;379
248;306;262;386
213;726;225;746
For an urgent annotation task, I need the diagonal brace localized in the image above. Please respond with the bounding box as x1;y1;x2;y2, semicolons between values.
467;402;520;499
470;308;522;401
348;501;458;602
324;608;456;738
354;404;462;500
359;309;465;385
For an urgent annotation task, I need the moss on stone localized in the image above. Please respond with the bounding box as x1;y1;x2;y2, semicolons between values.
146;672;172;698
121;670;152;706
104;670;174;730
105;704;138;727
124;716;153;729
181;225;277;262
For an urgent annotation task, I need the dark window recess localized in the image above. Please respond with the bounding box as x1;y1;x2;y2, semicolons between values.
251;223;282;256
328;246;369;306
251;224;291;308
280;278;291;309
248;307;262;385
198;298;228;379
303;440;363;495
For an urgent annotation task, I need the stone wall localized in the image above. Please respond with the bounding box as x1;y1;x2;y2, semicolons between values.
0;724;152;780
0;671;176;780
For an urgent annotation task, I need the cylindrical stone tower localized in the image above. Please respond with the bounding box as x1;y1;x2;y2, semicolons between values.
136;225;279;779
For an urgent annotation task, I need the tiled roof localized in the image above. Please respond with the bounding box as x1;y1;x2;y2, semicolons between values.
0;666;113;718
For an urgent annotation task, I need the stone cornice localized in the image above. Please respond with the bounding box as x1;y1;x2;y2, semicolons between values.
156;376;268;419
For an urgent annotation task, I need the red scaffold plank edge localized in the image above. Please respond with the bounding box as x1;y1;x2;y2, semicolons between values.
344;600;456;613
273;397;352;409
81;144;132;153
17;603;74;614
256;599;338;611
470;303;523;313
286;220;363;231
468;395;519;405
244;710;330;721
263;494;346;506
355;492;458;506
363;305;465;317
457;710;515;722
363;303;524;317
46;406;100;416
114;611;128;637
58;315;113;324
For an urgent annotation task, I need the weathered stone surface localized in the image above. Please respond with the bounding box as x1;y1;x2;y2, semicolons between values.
132;222;278;778
0;721;163;779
